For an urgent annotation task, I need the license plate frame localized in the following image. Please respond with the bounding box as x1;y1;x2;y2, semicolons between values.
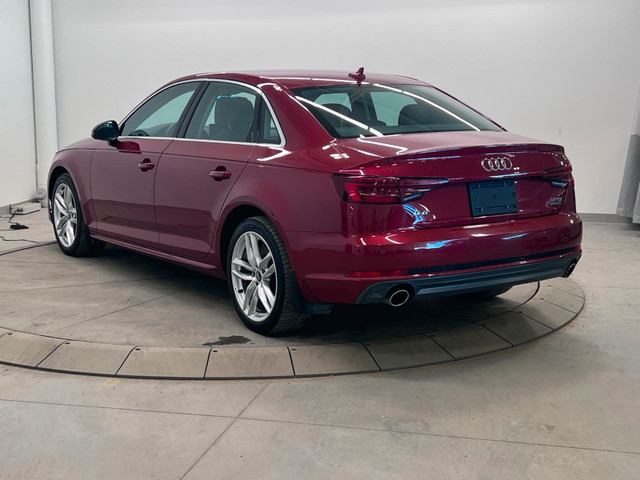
468;180;519;217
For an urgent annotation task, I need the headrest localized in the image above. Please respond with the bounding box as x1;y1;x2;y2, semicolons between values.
214;96;254;127
322;103;353;118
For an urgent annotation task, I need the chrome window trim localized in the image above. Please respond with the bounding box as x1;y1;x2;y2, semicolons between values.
118;78;286;148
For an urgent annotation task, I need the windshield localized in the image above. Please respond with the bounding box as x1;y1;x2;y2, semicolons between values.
292;84;502;138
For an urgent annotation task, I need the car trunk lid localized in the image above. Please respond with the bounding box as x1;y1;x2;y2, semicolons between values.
335;131;573;229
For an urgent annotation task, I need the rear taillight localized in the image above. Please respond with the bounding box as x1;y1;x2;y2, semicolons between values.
542;165;574;188
333;175;449;204
542;164;575;212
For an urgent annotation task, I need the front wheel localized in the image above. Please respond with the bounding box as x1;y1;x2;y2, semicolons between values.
51;173;104;257
227;216;307;335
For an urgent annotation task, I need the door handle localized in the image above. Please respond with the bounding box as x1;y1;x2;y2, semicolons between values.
209;168;232;181
137;158;155;171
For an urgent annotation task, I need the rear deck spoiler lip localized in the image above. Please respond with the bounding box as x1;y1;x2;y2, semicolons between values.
389;142;566;162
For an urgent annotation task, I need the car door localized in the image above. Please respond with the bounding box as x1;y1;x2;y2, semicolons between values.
154;81;261;260
90;81;201;247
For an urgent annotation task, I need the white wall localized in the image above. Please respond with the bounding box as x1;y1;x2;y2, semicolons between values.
51;0;640;214
0;0;36;208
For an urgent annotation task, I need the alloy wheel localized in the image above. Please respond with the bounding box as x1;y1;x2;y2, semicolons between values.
52;182;78;248
230;231;277;322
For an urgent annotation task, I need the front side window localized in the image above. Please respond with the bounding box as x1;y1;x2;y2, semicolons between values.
121;82;199;137
185;82;258;142
293;84;502;138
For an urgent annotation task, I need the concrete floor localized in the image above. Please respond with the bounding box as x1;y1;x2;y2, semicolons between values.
0;211;639;479
0;208;52;253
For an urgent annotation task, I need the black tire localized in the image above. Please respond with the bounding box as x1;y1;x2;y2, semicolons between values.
51;173;105;257
226;216;307;335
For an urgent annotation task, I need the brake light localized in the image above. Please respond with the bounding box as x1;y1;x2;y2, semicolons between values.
333;175;449;204
541;164;576;212
542;165;574;188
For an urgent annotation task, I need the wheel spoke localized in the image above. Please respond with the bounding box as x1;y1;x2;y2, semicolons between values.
247;283;260;316
258;284;274;312
232;269;254;281
63;185;72;209
263;283;276;307
54;194;66;214
245;234;257;268
55;215;67;231
263;264;275;278
258;252;272;270
243;281;257;311
249;233;263;265
232;257;253;272
64;222;73;245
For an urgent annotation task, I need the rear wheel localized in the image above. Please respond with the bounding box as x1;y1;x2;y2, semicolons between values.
227;216;307;335
51;173;104;257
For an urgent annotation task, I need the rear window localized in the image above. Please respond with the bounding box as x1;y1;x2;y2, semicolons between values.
292;84;502;138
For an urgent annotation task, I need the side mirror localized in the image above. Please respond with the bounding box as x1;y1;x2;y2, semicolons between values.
91;120;119;143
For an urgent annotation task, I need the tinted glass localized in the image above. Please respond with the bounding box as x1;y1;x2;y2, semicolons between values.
292;84;502;138
258;103;281;144
121;82;199;137
185;82;258;142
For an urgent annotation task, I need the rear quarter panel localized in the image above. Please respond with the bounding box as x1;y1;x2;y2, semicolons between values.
217;146;346;275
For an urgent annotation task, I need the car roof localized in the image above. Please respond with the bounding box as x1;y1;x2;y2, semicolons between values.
166;69;430;90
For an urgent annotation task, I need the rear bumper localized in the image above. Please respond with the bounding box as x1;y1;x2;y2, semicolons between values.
356;250;580;304
286;212;582;304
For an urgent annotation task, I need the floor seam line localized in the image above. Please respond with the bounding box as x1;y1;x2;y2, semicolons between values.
286;347;296;376
114;346;137;376
238;416;640;456
539;297;580;315
57;286;194;330
479;324;514;347
546;285;583;299
179;382;270;480
202;348;213;379
517;310;556;330
179;418;238;480
34;340;67;368
519;312;557;330
0;275;180;294
360;342;382;372
425;334;455;360
0;396;237;420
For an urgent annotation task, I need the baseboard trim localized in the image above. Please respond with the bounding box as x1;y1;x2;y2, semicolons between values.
578;213;633;223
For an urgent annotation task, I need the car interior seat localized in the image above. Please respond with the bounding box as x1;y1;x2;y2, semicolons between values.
210;97;254;142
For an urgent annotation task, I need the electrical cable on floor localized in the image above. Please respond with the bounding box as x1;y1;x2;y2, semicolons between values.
0;210;32;242
0;236;38;243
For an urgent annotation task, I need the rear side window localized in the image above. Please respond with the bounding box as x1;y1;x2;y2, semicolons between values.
121;82;199;137
185;82;258;143
258;103;281;144
293;84;502;138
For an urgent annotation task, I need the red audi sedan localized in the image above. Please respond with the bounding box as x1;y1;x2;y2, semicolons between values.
48;69;582;334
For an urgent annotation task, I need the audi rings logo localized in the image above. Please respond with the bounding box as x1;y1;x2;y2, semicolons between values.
481;157;513;172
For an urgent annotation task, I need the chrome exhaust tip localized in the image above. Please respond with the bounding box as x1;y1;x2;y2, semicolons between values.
384;287;411;307
563;260;577;278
